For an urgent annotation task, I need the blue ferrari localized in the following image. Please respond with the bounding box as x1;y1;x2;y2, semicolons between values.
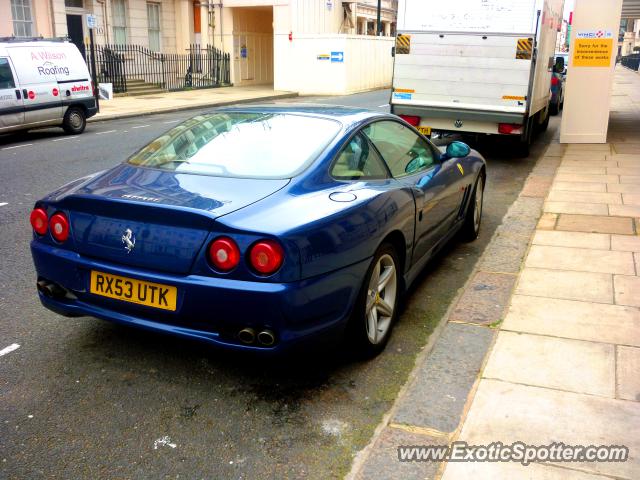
30;105;486;356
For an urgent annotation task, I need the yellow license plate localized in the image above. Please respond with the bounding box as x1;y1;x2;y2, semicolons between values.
90;271;177;311
417;126;432;136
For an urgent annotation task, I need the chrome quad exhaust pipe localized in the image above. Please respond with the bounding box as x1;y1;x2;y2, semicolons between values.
257;330;275;347
238;327;256;344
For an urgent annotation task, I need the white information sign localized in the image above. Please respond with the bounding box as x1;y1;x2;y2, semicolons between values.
398;0;539;34
86;14;97;29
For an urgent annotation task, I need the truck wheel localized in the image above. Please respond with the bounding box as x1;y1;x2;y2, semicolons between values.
538;108;550;133
516;116;534;157
62;107;87;134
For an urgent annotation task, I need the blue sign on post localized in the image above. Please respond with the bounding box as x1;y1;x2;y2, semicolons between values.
330;51;344;63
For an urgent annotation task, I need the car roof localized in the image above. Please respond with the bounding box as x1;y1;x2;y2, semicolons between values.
213;103;391;127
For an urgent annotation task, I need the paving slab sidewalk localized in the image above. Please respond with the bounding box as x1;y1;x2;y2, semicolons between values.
349;66;640;480
440;66;640;480
90;85;298;122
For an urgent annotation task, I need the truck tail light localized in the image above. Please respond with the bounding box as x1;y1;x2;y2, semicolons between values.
399;115;420;127
30;208;48;235
208;237;241;271
249;240;284;275
49;212;70;242
498;123;523;135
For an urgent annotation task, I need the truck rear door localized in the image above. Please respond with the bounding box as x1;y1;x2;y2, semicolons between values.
392;33;532;123
392;0;540;134
0;57;24;130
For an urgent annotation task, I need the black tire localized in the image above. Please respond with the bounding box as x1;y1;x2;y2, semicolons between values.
549;101;559;116
347;243;401;357
515;115;534;157
62;106;87;134
460;173;485;242
538;108;550;133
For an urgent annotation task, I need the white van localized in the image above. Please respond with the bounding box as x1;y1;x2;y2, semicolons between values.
0;39;97;135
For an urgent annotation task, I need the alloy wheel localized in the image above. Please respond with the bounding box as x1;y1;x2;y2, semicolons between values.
365;253;397;344
474;176;484;232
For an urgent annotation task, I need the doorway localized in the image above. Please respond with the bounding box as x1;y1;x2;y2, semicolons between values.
232;7;273;86
66;14;86;58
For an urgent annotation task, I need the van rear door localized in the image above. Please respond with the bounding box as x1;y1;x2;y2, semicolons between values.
0;57;24;131
8;44;65;127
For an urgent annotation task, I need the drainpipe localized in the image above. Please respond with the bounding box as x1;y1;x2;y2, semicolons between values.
193;0;201;45
96;0;109;44
48;0;59;37
219;2;223;48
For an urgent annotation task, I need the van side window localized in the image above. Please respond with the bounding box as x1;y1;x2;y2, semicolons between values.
0;58;16;90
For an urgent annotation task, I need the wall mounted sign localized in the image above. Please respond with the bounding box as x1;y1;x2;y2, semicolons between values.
573;30;613;67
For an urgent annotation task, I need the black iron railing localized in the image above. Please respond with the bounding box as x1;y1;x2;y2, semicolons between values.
85;43;231;94
620;54;640;71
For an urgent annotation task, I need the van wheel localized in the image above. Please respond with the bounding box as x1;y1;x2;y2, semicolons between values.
62;107;86;134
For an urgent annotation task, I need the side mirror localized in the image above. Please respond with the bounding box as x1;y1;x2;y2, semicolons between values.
445;141;471;158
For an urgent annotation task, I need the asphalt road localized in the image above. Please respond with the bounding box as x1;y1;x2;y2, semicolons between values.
0;90;557;479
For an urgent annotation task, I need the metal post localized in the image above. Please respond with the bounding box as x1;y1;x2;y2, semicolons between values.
89;27;99;111
376;0;382;36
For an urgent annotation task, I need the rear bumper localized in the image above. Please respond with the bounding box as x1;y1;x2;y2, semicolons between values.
65;98;98;119
392;103;526;124
31;240;370;354
392;103;526;135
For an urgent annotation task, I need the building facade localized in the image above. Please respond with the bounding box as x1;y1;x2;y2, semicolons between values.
1;0;396;94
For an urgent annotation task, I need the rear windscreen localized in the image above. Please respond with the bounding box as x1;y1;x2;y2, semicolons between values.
127;112;341;179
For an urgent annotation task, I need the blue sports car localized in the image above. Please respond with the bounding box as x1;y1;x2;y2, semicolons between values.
30;105;486;356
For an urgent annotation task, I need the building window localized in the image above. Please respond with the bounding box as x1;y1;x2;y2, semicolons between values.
11;0;34;38
112;0;127;44
64;0;83;7
147;3;161;51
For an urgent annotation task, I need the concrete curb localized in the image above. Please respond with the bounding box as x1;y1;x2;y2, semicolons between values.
347;142;565;480
88;92;299;123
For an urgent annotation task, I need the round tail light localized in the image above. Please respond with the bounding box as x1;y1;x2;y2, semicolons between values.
49;212;70;242
208;237;240;271
249;240;284;275
30;208;48;235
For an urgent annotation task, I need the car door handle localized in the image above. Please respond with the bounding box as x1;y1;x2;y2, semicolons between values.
15;89;21;100
22;88;28;99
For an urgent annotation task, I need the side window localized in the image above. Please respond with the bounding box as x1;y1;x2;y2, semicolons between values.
0;58;16;90
364;121;435;177
331;132;389;180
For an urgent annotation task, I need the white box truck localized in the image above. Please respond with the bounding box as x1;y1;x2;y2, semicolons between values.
391;0;564;154
0;38;97;135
